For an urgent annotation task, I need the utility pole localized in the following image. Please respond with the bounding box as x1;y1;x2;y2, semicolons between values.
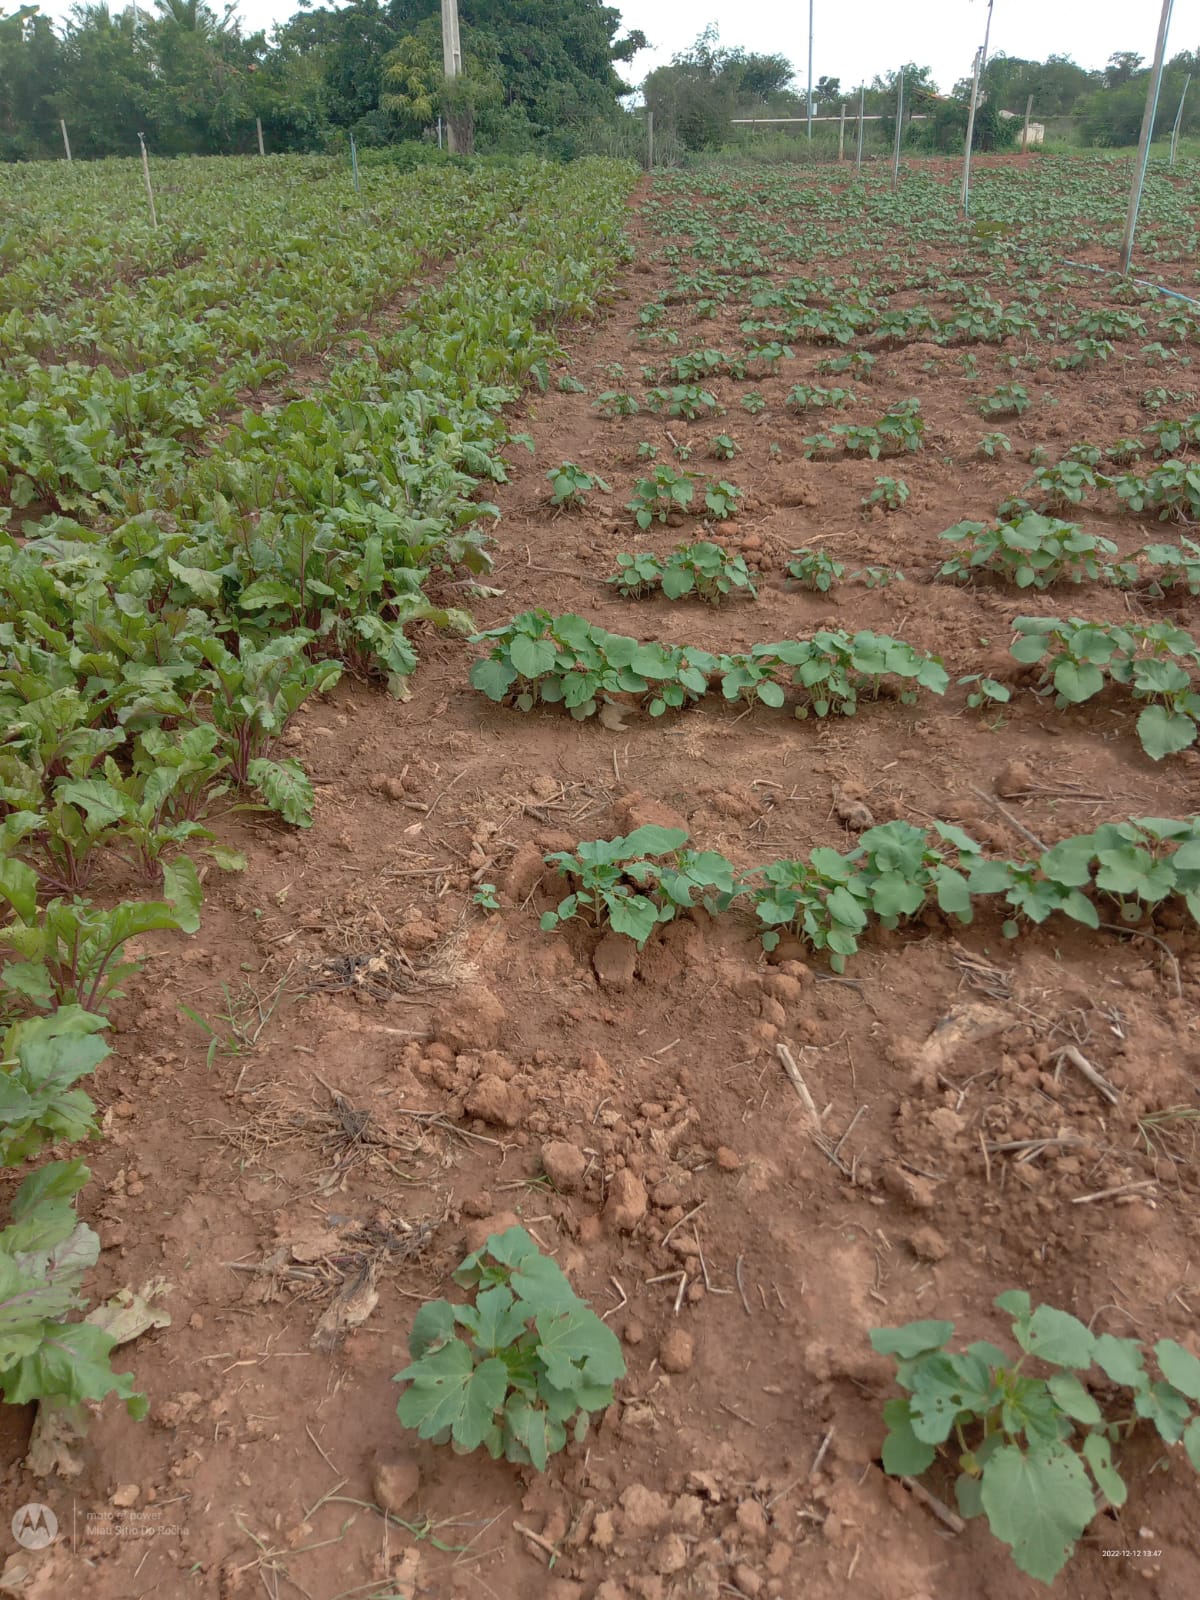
838;102;846;161
441;0;463;153
806;0;814;141
1169;73;1190;168
961;0;995;213
1120;0;1175;273
137;132;157;228
255;116;265;157
891;70;904;194
855;83;865;177
1022;93;1033;150
60;118;72;162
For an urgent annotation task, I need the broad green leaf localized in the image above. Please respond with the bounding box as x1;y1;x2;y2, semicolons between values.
1047;1373;1102;1425
470;658;518;701
1018;1305;1094;1368
161;856;202;935
455;1286;529;1354
2;1319;144;1416
503;1391;563;1472
237;577;301;611
1184;1418;1200;1473
1093;1333;1145;1387
395;1341;507;1452
980;1444;1096;1583
1155;1339;1200;1401
1134;1380;1191;1444
246;758;314;828
454;1226;538;1287
510;1253;579;1316
870;1320;954;1360
880;1398;936;1475
536;1305;625;1392
1053;660;1104;703
1082;1432;1127;1505
1137;704;1197;761
407;1299;455;1358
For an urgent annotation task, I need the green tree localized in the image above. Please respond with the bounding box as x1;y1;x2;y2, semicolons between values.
0;6;62;159
55;4;155;159
643;27;798;151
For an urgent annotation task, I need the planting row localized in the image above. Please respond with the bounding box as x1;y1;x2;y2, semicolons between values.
0;159;638;1430
529;817;1200;972
468;610;1200;762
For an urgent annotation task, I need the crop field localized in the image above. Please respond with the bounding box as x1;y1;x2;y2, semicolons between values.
2;148;1200;1600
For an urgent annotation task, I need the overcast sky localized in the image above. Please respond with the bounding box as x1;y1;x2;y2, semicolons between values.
41;0;1179;96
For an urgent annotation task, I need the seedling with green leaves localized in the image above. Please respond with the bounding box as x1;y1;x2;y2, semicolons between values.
645;384;721;421
976;382;1031;418
546;462;610;510
593;391;640;419
1010;616;1200;761
939;515;1117;589
626;465;696;528
786;384;855;412
540;826;735;946
707;433;739;461
608;542;756;605
787;548;844;592
863;476;909;512
873;1292;1200;1584
394;1227;624;1470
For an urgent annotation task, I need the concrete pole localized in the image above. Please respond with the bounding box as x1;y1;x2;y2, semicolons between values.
137;132;157;228
441;0;462;153
891;70;904;194
1169;73;1190;168
962;47;983;213
256;116;265;157
961;0;995;212
839;102;846;161
60;119;72;161
1022;93;1033;150
855;84;864;177
1120;0;1175;273
806;0;814;141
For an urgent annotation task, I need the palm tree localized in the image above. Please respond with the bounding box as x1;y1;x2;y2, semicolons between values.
152;0;236;35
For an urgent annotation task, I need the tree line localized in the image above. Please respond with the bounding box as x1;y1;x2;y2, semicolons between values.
645;32;1200;154
0;5;1197;164
0;0;646;161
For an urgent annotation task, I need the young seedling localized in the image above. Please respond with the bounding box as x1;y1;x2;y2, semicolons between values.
540;827;735;946
708;433;740;461
546;463;610;510
938;514;1117;589
872;1293;1200;1584
394;1227;625;1471
977;432;1012;459
608;542;756;605
787;548;844;593
863;476;909;512
975;382;1031;419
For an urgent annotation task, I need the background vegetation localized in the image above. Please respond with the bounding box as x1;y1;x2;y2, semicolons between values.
0;4;1197;163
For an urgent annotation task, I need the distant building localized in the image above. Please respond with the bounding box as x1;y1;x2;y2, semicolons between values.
999;108;1046;146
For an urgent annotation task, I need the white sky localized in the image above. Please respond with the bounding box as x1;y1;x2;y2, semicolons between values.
39;0;1183;97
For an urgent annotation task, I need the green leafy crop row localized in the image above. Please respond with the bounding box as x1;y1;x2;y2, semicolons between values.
536;816;1200;971
469;612;948;721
